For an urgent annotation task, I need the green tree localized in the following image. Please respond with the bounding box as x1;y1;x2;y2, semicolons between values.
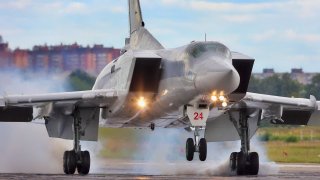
304;74;320;99
279;73;303;97
67;69;96;91
248;76;261;93
248;74;303;97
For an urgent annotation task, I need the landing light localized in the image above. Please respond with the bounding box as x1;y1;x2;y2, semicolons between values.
211;95;217;102
222;101;228;107
137;97;147;109
219;95;225;101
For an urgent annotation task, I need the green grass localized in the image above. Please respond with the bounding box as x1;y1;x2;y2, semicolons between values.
258;126;320;163
266;141;320;163
258;126;320;142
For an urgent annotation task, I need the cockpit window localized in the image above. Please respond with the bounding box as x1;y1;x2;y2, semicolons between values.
187;42;231;59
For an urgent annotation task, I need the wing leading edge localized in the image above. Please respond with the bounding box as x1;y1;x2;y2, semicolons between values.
0;89;117;122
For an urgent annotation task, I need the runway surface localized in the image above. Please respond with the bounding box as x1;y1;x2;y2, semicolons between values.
1;160;320;179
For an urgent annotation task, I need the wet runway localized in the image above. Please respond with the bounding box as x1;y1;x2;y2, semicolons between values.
1;161;320;180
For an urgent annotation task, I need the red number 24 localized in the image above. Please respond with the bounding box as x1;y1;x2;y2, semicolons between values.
194;112;203;120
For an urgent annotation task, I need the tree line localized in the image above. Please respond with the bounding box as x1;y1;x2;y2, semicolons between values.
248;73;320;99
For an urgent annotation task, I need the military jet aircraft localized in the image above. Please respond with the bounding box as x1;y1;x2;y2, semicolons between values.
1;0;320;176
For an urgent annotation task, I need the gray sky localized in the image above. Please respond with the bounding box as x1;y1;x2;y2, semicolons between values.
0;0;320;72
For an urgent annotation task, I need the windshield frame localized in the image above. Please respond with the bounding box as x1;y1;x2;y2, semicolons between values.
186;42;231;59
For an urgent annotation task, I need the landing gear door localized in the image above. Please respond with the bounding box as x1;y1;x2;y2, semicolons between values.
187;105;209;127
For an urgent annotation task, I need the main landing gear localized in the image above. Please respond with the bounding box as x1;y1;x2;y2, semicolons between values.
229;110;259;175
63;110;91;175
185;127;207;161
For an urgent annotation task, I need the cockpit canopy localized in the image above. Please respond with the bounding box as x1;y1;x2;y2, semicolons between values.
186;41;231;60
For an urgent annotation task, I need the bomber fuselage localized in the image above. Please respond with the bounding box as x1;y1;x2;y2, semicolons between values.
93;41;240;127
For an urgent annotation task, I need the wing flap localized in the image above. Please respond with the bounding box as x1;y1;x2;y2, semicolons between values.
281;110;312;125
0;106;33;122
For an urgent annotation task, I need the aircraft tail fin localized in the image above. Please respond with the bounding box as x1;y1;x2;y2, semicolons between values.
127;0;163;50
128;0;144;34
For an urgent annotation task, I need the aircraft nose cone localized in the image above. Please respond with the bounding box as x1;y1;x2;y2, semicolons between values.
194;62;240;94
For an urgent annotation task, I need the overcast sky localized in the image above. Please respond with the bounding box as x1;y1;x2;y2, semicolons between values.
0;0;320;72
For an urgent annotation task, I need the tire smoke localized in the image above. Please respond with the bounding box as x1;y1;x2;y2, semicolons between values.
132;128;279;176
0;71;71;173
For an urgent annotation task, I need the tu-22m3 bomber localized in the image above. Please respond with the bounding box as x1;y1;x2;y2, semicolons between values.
1;0;320;176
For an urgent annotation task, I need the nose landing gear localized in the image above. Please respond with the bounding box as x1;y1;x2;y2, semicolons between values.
184;104;209;162
185;127;207;161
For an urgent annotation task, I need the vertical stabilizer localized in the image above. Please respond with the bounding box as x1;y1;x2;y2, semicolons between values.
127;0;164;50
129;0;144;34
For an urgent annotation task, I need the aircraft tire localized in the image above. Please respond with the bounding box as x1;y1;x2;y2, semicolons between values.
248;152;259;175
229;152;237;171
199;138;207;161
236;152;246;175
186;138;195;161
63;151;76;174
77;151;91;175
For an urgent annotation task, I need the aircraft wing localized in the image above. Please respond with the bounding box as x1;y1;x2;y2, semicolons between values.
243;92;320;125
205;92;320;142
0;89;117;122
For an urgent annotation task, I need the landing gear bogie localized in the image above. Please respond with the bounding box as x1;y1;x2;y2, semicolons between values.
229;151;259;175
228;109;260;175
63;108;91;175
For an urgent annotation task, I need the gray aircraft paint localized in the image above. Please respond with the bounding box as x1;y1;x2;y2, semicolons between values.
0;0;319;142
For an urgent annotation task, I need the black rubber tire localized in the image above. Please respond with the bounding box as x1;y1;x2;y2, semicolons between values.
63;151;76;174
77;151;91;175
236;152;246;175
186;138;195;161
199;138;207;161
230;152;237;171
248;152;259;175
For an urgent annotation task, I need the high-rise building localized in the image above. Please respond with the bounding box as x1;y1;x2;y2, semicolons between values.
12;48;30;69
0;37;121;75
32;45;50;72
0;35;11;68
62;43;81;72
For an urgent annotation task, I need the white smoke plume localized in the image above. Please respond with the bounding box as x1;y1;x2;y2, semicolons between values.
0;70;72;173
0;70;104;174
132;128;279;176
